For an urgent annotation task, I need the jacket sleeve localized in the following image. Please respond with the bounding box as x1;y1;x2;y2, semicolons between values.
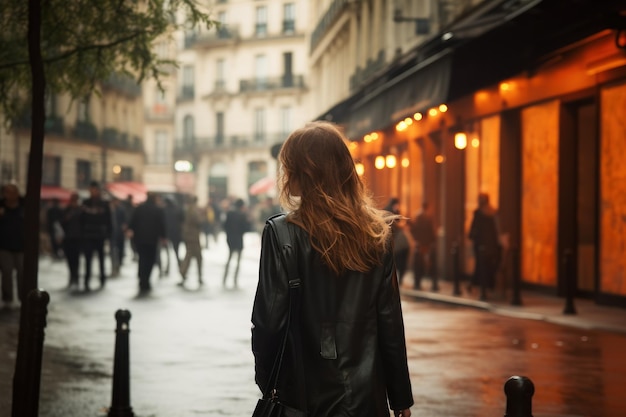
251;221;290;394
377;250;414;411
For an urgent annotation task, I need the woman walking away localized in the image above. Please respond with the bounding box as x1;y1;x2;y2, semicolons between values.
251;121;414;417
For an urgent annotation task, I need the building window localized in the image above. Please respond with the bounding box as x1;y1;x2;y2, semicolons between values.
216;112;225;145
113;166;133;182
282;52;293;87
216;59;226;90
77;96;90;122
280;106;292;138
76;159;91;189
283;3;295;33
181;65;195;99
255;54;267;89
155;87;166;105
255;6;267;37
183;115;195;145
42;155;61;186
154;131;169;165
254;108;266;142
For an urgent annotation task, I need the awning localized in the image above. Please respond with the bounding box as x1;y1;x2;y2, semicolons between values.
346;49;453;139
40;185;74;203
106;181;148;204
249;176;276;196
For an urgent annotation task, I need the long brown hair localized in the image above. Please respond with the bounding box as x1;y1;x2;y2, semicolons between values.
278;121;394;274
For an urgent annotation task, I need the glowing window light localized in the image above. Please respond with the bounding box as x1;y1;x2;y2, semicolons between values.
374;156;385;169
401;157;410;168
454;132;467;150
438;104;448;113
355;162;365;176
385;155;397;168
428;108;438;117
413;112;423;121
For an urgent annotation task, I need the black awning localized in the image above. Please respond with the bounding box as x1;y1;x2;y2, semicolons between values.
346;49;453;139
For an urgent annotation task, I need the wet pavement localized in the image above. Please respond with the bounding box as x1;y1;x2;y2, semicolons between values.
1;232;626;417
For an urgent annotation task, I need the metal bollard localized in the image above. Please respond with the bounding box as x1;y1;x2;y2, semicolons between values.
562;249;577;315
12;289;50;417
108;309;134;417
504;375;534;417
510;246;523;306
451;241;461;296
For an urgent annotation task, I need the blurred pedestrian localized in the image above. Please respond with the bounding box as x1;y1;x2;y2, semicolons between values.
60;192;82;290
257;195;281;231
222;198;251;288
409;202;437;290
0;183;25;307
163;197;184;271
384;197;410;285
202;199;216;249
110;197;127;277
46;198;64;259
128;192;166;295
81;181;112;291
122;194;138;261
251;121;413;417
468;192;502;292
178;195;203;287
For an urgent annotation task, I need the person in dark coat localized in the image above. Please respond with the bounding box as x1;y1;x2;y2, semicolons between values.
128;192;166;295
384;197;410;285
46;198;64;259
110;197;127;277
251;121;413;417
0;183;25;306
164;197;184;269
178;196;203;286
80;181;112;291
60;192;83;290
222;198;251;288
409;201;437;290
468;192;502;291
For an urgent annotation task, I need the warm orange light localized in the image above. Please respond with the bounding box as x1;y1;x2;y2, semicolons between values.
112;165;122;174
396;121;407;132
385;155;397;168
374;156;385;169
371;132;379;140
454;132;467;150
364;134;372;143
348;141;358;151
471;137;480;148
404;118;413;126
438;104;448;113
435;154;445;164
401;157;410;168
355;162;365;176
499;82;511;92
428;108;438;117
413;112;423;121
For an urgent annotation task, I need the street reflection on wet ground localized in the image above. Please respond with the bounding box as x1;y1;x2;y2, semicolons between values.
402;300;626;417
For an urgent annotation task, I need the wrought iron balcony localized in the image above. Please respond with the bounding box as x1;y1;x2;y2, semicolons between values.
310;0;348;52
175;132;288;153
101;73;142;97
184;25;240;49
239;75;305;93
74;121;99;142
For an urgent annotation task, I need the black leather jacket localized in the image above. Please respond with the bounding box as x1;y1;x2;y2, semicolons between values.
252;214;414;416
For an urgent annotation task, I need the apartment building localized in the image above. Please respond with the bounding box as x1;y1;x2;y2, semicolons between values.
1;75;145;201
174;0;310;206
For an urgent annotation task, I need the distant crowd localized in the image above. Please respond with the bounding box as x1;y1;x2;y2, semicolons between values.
0;180;282;306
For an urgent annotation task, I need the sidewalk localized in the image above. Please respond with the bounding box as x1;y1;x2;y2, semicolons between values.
400;277;626;335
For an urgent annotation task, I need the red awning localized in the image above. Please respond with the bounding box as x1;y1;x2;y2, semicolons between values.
106;182;147;204
249;176;276;196
40;185;74;203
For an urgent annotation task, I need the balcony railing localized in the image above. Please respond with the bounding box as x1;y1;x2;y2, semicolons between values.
239;75;305;93
178;85;195;101
74;121;99;142
145;104;174;121
350;50;386;92
283;19;296;34
184;25;240;48
174;132;288;153
101;73;142;97
310;0;348;52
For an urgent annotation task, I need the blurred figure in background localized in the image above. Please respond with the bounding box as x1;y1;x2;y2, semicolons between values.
128;192;166;295
61;192;83;289
110;197;127;278
0;183;25;307
222;198;251;288
122;194;138;261
178;195;203;287
46;198;64;260
384;197;410;285
468;192;502;292
81;181;111;291
257;196;281;232
163;197;184;271
409;202;437;290
202;199;216;249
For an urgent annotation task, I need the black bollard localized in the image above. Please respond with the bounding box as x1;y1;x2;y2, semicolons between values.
562;249;577;315
510;246;523;306
504;375;534;417
12;289;50;417
451;241;461;296
108;309;134;417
